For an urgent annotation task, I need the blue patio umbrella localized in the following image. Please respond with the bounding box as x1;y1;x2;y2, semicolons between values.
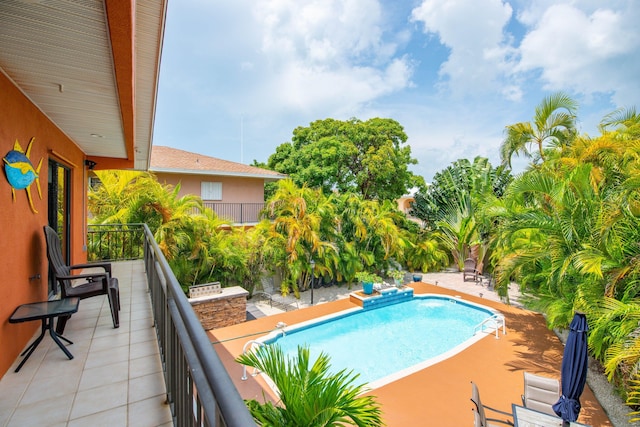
552;312;589;422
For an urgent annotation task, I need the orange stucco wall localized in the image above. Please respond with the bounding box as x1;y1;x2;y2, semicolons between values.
396;197;414;214
0;72;88;377
154;172;266;203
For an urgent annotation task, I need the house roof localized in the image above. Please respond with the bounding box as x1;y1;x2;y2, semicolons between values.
149;146;287;181
0;0;167;170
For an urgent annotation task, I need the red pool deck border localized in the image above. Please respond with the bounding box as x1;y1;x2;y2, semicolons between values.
209;282;612;427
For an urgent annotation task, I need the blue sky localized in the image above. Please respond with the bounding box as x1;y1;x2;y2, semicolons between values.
153;0;640;182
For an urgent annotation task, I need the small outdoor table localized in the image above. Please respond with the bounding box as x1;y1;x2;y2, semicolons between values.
512;404;590;427
9;297;80;372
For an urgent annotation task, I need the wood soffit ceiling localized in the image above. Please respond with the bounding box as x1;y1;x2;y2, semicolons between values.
0;0;167;170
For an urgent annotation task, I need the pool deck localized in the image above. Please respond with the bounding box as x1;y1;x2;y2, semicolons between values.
209;281;612;426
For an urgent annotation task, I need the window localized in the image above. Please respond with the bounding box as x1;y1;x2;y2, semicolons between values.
201;181;222;200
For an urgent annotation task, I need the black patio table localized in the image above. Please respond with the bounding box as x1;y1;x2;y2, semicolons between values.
9;297;80;372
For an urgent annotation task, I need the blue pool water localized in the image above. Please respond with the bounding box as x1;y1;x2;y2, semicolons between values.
263;296;495;386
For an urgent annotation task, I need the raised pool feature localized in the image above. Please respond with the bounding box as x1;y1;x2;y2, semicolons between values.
250;294;505;389
349;285;414;309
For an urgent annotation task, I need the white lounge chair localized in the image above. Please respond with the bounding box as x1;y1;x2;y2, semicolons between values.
521;372;561;416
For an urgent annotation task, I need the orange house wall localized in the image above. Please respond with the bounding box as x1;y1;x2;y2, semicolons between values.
0;72;88;377
154;172;266;203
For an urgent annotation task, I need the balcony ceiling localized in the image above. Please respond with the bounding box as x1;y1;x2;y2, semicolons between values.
0;0;167;170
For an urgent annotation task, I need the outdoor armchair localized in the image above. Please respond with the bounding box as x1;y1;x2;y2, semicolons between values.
471;381;514;426
43;226;120;333
521;372;561;416
463;258;480;282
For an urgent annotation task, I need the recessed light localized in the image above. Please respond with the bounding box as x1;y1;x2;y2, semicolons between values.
90;133;104;138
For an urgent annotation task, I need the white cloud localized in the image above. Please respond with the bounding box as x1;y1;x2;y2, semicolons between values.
256;0;387;63
515;2;640;105
155;0;639;180
272;58;413;115
247;0;414;114
410;0;516;97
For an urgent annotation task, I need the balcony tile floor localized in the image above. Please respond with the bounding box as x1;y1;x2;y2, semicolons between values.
0;260;172;427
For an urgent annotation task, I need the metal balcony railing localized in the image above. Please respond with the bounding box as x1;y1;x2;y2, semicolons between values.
200;202;265;224
88;224;255;427
87;224;145;261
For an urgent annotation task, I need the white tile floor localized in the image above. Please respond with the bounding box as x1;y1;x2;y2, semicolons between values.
0;260;172;427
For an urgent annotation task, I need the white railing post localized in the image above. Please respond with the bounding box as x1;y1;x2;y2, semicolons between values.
474;314;506;339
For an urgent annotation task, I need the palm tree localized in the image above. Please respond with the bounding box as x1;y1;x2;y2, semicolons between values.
434;194;479;271
88;170;154;223
236;345;384;427
599;106;640;138
404;230;449;273
88;170;258;293
262;179;337;296
500;92;578;169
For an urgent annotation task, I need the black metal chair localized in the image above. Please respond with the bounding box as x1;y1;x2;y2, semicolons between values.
43;226;119;333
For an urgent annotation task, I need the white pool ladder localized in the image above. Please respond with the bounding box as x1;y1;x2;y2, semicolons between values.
474;314;506;339
241;340;265;380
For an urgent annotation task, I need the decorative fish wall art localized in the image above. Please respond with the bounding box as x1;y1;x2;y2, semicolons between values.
3;137;43;213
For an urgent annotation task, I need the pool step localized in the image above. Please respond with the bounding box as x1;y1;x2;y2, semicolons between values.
350;286;414;309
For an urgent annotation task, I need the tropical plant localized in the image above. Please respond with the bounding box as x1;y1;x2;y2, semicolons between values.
261;179;338;296
236;345;384;427
355;271;382;284
485;107;640;418
410;157;510;274
434;194;479;271
411;157;511;230
500;91;578;169
388;269;404;281
260;180;414;293
88;170;261;294
404;230;449;273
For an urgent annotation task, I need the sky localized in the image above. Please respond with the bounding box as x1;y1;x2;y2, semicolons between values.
153;0;640;182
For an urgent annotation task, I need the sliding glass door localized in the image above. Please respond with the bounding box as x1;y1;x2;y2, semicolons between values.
47;159;70;295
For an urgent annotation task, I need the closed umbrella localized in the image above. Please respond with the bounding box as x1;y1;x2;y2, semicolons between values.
552;312;589;422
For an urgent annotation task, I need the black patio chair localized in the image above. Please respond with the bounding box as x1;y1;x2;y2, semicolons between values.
44;226;120;333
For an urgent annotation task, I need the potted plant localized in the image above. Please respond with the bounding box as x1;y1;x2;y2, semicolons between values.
355;271;382;295
388;269;404;287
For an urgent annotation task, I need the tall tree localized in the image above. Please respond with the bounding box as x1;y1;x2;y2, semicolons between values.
500;92;578;169
410;157;510;272
410;157;511;230
267;117;425;200
260;179;338;296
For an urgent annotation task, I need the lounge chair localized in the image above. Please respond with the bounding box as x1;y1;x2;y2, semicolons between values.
521;372;561;416
471;381;514;426
44;226;120;333
463;258;480;282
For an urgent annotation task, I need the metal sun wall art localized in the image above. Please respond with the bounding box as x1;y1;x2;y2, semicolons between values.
3;137;43;213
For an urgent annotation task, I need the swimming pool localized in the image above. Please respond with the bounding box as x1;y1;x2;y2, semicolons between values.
259;295;501;389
